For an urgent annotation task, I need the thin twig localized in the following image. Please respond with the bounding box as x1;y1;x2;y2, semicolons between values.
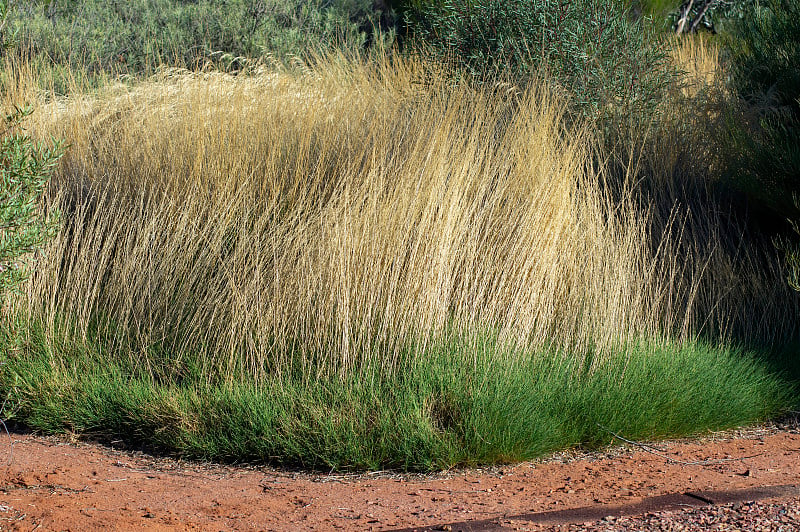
596;424;761;466
675;0;696;34
689;0;716;33
0;391;13;465
0;418;12;465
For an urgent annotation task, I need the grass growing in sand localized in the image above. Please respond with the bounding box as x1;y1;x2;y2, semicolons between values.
0;45;797;470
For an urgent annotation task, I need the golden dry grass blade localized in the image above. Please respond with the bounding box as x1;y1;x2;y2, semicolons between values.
7;50;797;384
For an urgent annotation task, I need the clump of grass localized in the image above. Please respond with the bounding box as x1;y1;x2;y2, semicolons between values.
1;317;790;470
15;54;655;375
0;50;797;469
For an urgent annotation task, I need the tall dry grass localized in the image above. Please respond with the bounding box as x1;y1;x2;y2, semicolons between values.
5;50;797;385
671;33;722;97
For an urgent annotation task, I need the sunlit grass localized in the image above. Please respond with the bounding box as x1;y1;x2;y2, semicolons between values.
670;33;723;97
0;48;797;469
1;317;789;470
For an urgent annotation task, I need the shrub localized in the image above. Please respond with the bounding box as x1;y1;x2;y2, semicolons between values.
397;0;676;126
0;105;62;297
722;0;800;227
6;0;385;77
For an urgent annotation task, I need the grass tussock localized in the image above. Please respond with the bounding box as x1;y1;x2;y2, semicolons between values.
1;49;797;469
1;319;789;470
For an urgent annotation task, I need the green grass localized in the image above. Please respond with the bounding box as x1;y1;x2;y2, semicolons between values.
1;318;792;471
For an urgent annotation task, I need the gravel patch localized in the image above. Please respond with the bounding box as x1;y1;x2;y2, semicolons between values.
546;497;800;531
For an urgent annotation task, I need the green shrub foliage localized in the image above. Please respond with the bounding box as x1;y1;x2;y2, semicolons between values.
7;0;385;75
724;0;800;226
0;106;62;296
398;0;675;124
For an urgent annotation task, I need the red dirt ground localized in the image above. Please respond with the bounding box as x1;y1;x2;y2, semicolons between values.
0;423;798;531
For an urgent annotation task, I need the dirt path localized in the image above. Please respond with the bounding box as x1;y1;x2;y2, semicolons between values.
0;423;798;531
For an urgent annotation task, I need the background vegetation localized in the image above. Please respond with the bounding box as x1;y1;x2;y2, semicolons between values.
722;0;800;227
3;0;388;92
0;0;798;470
396;0;675;132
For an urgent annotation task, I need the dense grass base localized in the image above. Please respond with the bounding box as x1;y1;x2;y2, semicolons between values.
1;320;792;471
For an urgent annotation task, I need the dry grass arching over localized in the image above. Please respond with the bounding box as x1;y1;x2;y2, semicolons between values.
6;49;797;386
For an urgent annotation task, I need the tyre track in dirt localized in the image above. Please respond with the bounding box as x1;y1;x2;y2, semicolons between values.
394;484;800;530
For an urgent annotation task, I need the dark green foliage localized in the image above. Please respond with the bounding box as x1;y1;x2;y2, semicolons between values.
633;0;676;20
722;0;800;228
728;0;800;120
0;106;62;296
396;0;676;125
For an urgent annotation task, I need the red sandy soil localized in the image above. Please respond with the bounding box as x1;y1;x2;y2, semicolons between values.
0;422;798;531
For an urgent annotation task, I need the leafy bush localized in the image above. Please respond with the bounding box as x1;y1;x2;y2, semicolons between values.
0;0;18;51
6;0;386;76
722;0;800;226
396;0;676;125
0;106;62;296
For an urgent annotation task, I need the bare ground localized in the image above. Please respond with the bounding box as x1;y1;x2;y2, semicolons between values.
1;421;799;531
